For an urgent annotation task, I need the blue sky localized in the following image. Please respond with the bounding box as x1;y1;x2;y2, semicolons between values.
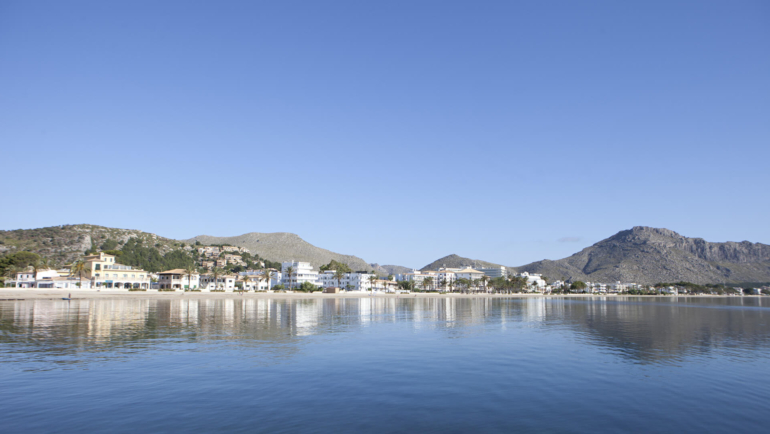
1;0;768;268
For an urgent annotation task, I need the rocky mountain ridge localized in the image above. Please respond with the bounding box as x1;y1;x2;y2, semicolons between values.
421;227;770;285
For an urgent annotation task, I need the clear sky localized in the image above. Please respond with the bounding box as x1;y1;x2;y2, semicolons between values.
1;0;768;268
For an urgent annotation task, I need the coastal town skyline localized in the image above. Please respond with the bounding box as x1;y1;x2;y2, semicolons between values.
1;1;768;268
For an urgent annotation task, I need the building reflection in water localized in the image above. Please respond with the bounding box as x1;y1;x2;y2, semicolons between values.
2;297;770;365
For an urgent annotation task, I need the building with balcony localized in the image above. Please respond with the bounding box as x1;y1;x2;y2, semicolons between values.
84;252;150;289
158;269;200;290
281;261;320;289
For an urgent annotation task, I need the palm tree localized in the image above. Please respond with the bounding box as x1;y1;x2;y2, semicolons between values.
333;269;345;290
2;265;18;288
261;269;274;291
70;260;88;289
423;276;434;292
211;267;224;289
481;275;490;293
185;265;196;290
285;266;294;291
439;278;448;292
368;274;378;293
32;258;51;278
239;275;251;291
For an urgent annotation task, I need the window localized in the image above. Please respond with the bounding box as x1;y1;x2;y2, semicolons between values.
123;274;128;278
95;264;101;270
132;274;135;278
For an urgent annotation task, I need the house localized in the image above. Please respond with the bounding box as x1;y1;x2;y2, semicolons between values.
200;274;237;290
158;269;200;290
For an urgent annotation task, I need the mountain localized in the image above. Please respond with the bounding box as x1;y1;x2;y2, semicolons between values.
419;227;770;285
185;232;377;272
0;224;185;266
420;254;503;271
516;226;770;285
370;263;413;276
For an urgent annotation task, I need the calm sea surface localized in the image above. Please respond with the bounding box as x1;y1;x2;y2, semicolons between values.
1;296;769;433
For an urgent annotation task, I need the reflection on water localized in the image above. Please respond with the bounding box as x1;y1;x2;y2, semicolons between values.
2;297;770;367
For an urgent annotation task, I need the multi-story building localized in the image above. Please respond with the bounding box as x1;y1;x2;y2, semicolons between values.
158;269;200;290
200;274;237;290
318;270;378;291
281;261;320;289
475;266;507;279
518;272;546;290
83;252;151;290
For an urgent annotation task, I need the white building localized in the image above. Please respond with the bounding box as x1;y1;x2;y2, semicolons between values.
158;269;200;290
281;261;319;289
318;270;378;291
475;266;507;279
519;272;546;290
200;274;237;290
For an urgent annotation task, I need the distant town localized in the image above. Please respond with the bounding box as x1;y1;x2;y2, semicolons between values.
2;246;768;296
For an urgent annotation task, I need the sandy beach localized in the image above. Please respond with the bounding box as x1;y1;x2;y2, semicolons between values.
0;288;754;301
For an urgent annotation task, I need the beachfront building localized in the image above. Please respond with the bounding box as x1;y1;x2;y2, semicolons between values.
10;270;37;288
454;267;486;281
318;270;378;291
518;272;546;291
200;274;237;290
83;252;151;290
36;276;92;289
281;261;319;290
475;266;507;279
158;269;200;290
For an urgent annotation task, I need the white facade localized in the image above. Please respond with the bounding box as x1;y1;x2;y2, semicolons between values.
200;274;236;290
318;271;378;291
475;266;507;279
158;269;201;290
281;261;319;289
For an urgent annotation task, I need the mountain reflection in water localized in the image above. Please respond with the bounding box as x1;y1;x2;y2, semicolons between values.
2;297;769;367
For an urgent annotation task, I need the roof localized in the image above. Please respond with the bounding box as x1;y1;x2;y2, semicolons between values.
159;269;197;275
455;268;484;274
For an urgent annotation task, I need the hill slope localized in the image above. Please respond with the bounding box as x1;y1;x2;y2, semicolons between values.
515;227;770;285
420;254;503;271
186;232;376;272
0;224;184;266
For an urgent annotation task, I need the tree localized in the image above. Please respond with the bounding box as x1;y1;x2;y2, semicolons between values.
261;269;274;291
2;265;18;287
423;276;434;292
334;269;345;290
570;281;587;291
9;251;40;270
70;260;88;289
368;274;378;292
320;260;352;273
185;265;196;289
296;281;318;293
480;275;490;293
239;275;251;291
211;267;225;289
285;266;294;291
387;274;394;281
439;278;448;292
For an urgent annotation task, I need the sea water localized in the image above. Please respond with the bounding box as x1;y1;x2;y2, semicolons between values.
1;296;769;433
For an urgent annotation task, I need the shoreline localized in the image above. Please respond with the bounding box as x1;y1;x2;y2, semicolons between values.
0;289;763;301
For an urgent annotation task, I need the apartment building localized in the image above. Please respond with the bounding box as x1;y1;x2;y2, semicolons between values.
281;261;320;289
